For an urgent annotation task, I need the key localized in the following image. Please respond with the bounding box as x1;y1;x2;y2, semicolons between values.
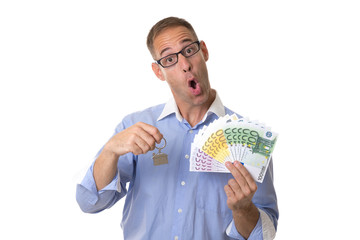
152;137;168;166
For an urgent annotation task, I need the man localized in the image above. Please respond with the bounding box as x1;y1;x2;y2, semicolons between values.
76;17;278;240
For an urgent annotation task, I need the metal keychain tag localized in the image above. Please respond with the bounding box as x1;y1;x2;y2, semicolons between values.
152;137;168;166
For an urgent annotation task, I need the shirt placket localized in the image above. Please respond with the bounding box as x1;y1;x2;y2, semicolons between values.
171;125;196;240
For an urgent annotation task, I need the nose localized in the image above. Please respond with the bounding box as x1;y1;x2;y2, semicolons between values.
178;54;192;72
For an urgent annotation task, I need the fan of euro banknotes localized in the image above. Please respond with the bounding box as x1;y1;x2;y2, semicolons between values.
190;114;278;183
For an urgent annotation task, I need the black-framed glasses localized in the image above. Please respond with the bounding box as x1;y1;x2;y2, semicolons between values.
155;40;200;68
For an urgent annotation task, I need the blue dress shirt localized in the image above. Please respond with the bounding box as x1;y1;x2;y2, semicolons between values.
76;93;279;240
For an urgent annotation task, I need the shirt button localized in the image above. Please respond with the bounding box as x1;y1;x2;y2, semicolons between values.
181;181;185;186
174;236;179;240
185;154;189;159
178;208;182;213
189;130;193;134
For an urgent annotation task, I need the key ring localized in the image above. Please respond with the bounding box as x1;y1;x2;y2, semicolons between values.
155;137;167;150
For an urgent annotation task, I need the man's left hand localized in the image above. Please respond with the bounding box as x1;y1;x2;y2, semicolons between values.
224;161;257;213
224;161;260;238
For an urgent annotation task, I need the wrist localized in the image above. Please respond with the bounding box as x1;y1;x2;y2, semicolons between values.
101;142;121;163
231;203;259;239
233;203;258;218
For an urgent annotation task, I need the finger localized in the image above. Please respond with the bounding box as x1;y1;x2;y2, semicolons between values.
131;141;147;155
133;135;152;155
227;178;243;198
224;184;235;199
233;161;257;192
137;128;157;151
137;122;163;143
225;161;246;185
225;161;251;194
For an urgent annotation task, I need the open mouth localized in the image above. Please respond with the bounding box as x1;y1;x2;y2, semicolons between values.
188;78;201;95
189;79;197;89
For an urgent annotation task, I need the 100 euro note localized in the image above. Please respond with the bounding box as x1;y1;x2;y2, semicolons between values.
189;115;278;183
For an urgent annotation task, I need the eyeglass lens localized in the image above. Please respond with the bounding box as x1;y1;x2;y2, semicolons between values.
159;41;200;67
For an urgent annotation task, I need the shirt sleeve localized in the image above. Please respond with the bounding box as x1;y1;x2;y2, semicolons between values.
225;158;278;240
75;161;126;213
225;214;262;239
76;120;133;213
225;208;276;240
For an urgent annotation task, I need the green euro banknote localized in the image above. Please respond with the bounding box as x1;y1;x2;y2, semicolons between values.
190;114;278;183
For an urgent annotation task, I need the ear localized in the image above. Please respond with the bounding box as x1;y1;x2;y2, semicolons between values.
152;62;165;81
200;41;209;62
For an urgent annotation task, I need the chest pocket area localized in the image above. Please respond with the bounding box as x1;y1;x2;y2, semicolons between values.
196;172;233;215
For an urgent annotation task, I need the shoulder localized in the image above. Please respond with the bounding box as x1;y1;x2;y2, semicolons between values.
115;103;165;131
224;106;243;119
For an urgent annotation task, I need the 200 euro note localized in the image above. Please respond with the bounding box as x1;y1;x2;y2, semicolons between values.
189;115;278;183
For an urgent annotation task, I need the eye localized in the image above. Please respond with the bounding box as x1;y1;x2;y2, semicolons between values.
165;56;174;63
161;54;177;66
185;47;194;55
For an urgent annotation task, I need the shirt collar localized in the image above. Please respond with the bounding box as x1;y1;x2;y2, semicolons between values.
157;91;226;122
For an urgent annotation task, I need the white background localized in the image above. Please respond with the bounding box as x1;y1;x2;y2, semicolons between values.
1;1;359;239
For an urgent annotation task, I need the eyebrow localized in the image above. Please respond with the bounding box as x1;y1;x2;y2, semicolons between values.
159;38;194;57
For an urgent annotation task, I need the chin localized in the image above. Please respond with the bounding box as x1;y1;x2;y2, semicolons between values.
191;94;209;106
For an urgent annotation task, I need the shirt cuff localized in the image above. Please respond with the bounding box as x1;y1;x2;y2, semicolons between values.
77;164;121;205
225;208;276;240
226;216;262;240
99;170;121;193
258;208;276;240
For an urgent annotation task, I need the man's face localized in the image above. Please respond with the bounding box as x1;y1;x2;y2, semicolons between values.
151;26;211;108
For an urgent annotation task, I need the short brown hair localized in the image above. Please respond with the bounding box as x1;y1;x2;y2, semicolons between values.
147;17;198;59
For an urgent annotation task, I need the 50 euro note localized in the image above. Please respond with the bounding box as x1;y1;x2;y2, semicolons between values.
189;115;278;183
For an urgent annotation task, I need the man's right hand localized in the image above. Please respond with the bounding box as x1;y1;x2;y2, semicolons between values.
105;122;163;157
93;122;163;190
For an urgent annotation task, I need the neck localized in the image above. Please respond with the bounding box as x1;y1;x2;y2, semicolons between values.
176;89;216;127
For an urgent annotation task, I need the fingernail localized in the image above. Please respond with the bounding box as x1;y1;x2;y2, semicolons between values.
234;161;243;167
225;161;231;167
